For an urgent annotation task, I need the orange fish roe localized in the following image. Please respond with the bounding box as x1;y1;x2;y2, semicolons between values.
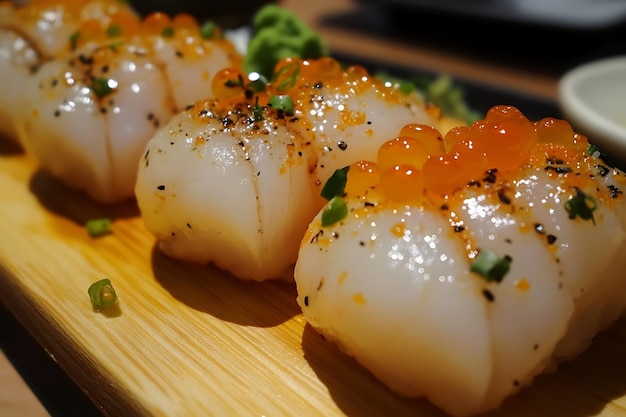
344;105;600;206
208;57;425;113
344;160;380;199
397;124;446;156
69;7;235;56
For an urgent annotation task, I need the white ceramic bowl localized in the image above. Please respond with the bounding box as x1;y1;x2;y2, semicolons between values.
558;55;626;168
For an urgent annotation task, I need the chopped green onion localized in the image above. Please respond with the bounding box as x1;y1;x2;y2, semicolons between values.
161;26;174;38
88;278;118;310
274;62;300;91
268;95;294;114
200;21;218;39
91;77;116;98
321;196;348;227
470;250;511;283
86;218;112;237
69;31;80;51
320;166;350;200
224;74;244;88
564;188;597;222
253;96;264;121
586;144;600;156
246;72;268;93
106;24;122;38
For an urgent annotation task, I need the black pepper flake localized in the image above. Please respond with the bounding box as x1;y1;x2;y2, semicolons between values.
311;230;323;244
359;241;365;246
199;109;209;116
186;223;192;229
608;184;623;198
497;190;511;205
534;223;545;234
454;225;465;233
482;289;495;302
303;296;309;306
51;79;58;87
78;54;93;65
533;343;539;351
175;50;183;58
171;232;176;236
546;157;564;165
513;380;520;387
366;120;372;125
468;180;481;187
53;109;61;117
483;169;498;183
545;166;573;174
364;202;375;207
147;112;154;120
547;234;557;245
313;82;323;89
441;204;449;210
338;141;348;151
157;185;165;190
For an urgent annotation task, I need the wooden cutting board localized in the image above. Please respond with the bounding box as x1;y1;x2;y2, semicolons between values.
2;139;626;417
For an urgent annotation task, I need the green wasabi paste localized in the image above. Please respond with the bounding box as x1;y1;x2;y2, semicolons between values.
244;4;329;79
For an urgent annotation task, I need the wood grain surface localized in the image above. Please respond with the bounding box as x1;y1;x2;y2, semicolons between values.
2;0;626;415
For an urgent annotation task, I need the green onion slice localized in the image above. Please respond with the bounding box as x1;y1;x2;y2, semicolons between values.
470;250;512;283
247;72;268;93
253;96;264;121
69;31;80;51
86;218;112;237
224;74;244;88
106;24;122;38
161;26;174;38
91;78;116;98
564;188;597;222
200;21;218;39
268;95;294;114
320;166;350;200
274;62;300;91
321;196;348;227
88;278;118;310
586;144;600;156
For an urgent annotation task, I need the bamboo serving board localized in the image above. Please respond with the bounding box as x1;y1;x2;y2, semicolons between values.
2;139;626;417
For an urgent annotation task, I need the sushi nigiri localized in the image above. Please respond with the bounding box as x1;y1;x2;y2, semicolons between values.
0;0;137;142
294;105;626;416
135;57;457;280
12;6;240;202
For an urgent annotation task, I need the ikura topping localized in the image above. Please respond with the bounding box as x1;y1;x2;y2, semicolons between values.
333;105;621;207
70;10;233;58
207;56;418;118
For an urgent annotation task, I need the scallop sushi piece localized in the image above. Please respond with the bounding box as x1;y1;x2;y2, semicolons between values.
294;106;626;416
135;57;451;280
0;0;137;143
15;10;241;202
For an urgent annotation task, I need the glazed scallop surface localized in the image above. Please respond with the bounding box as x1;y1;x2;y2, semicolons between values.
0;0;240;202
135;58;443;281
294;109;626;416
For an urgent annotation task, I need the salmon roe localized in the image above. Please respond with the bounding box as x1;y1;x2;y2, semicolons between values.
347;105;589;205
